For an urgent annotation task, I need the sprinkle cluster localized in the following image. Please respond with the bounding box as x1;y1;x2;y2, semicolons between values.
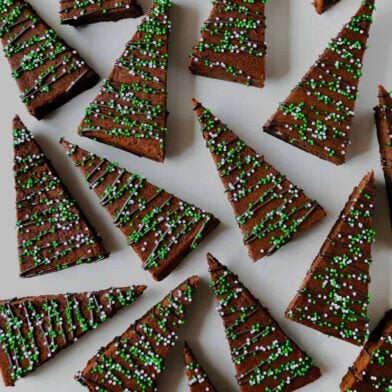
76;279;198;391
287;174;376;345
0;287;142;385
209;259;319;390
79;0;171;160
265;1;375;164
13;124;106;277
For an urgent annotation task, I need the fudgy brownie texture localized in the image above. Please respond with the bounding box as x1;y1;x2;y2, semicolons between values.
59;0;143;26
61;140;219;281
193;99;326;262
313;0;342;14
340;309;392;391
183;342;218;392
286;171;376;346
0;286;146;386
78;0;171;162
76;276;199;391
263;0;376;165
207;254;321;392
189;0;267;88
0;0;99;119
374;85;392;228
13;116;108;277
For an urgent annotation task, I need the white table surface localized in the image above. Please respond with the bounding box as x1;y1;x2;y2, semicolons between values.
0;0;391;390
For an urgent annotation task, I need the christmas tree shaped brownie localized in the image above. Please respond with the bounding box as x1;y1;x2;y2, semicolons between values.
189;0;267;88
193;99;326;262
59;0;143;26
61;140;219;281
0;285;146;386
13;116;108;277
263;0;376;165
313;0;342;14
0;0;99;119
76;276;199;391
78;0;171;162
207;254;321;391
184;342;218;392
340;309;392;391
286;171;376;346
374;85;392;227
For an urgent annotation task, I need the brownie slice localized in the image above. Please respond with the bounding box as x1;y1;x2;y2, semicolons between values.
13;116;108;277
78;0;171;162
59;0;143;26
0;285;146;386
263;0;376;165
76;276;199;391
189;0;267;88
374;85;392;227
184;342;218;392
286;171;376;346
0;0;99;119
340;310;392;391
207;254;321;392
61;140;219;281
313;0;342;14
193;99;326;262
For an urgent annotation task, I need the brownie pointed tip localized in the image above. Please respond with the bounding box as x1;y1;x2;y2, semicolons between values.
187;275;200;288
207;253;221;270
363;170;375;184
12;114;22;125
191;98;200;108
135;285;148;295
59;138;73;150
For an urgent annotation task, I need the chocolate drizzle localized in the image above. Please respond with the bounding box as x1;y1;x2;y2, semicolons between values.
193;99;326;262
12;116;108;277
78;0;171;162
0;286;146;387
286;171;376;346
76;276;199;392
189;0;268;88
0;0;98;119
207;254;321;391
263;0;376;165
61;139;219;281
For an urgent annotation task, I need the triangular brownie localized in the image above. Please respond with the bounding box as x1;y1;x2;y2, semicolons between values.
61;139;219;281
59;0;143;26
263;0;376;165
78;0;171;162
313;0;342;14
286;171;376;346
340;309;392;391
207;254;321;391
76;276;199;391
0;0;99;119
374;85;392;227
0;285;146;386
183;342;218;392
188;0;267;88
13;116;108;277
193;99;326;262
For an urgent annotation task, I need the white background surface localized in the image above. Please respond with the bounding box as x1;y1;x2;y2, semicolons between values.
0;0;391;390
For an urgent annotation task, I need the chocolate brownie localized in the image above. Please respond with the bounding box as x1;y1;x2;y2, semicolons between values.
374;85;392;228
313;0;342;14
0;285;146;386
184;342;218;392
189;0;267;88
0;0;99;119
13;116;108;277
193;99;326;262
207;254;321;392
61;140;219;281
76;276;199;391
263;0;376;165
340;309;392;391
59;0;143;26
78;0;171;162
286;171;376;346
